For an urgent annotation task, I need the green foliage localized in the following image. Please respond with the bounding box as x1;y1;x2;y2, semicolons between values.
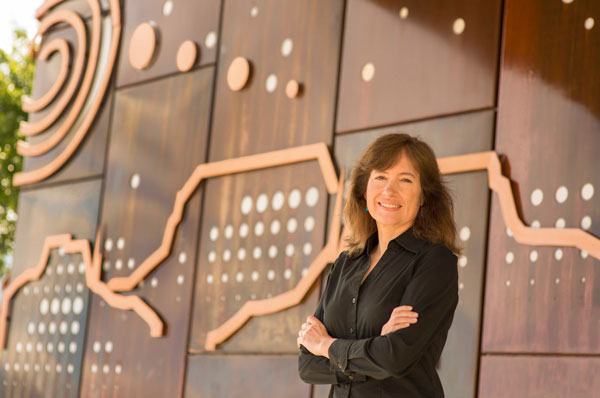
0;29;34;276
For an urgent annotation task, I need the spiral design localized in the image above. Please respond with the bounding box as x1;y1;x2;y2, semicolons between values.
13;0;122;186
21;38;70;113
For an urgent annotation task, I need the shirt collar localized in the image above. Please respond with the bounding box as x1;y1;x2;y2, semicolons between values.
360;227;426;257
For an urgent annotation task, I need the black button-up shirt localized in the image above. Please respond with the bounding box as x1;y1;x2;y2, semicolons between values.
298;228;458;397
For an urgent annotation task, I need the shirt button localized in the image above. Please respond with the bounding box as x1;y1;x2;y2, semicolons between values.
349;328;354;334
338;363;342;369
352;298;356;304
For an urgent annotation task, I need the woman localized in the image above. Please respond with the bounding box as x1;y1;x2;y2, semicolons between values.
297;133;460;397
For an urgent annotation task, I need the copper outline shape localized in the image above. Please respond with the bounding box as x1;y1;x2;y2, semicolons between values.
203;151;600;349
0;231;163;349
1;143;339;349
106;143;339;292
13;0;121;185
437;151;600;259
203;170;346;350
2;150;598;351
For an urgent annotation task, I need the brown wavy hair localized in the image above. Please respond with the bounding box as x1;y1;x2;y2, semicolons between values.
344;133;460;255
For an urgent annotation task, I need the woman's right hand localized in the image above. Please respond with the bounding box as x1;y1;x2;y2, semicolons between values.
380;305;419;335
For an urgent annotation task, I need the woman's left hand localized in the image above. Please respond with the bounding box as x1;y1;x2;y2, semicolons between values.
297;315;336;358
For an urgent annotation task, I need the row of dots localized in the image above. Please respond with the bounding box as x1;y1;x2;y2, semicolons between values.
13;340;78;355
39;297;84;316
207;242;313;263
206;267;308;285
505;276;587;287
3;362;75;374
102;251;187;272
90;363;123;375
27;320;80;336
209;216;315;241
505;248;590;264
147;274;185;288
103;237;126;252
530;183;594;206
240;187;319;215
204;280;308;303
92;341;113;354
24;282;85;296
43;262;84;276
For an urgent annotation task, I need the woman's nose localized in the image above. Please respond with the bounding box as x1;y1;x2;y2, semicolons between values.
382;180;399;194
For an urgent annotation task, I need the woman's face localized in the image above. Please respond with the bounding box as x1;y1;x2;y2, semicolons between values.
365;152;423;236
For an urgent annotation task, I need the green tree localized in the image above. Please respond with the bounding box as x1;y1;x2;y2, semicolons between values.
0;29;34;277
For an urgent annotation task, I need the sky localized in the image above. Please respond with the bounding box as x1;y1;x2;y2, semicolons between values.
0;0;43;53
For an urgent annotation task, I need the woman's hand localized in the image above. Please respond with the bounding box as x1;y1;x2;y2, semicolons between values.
380;305;419;335
297;315;336;358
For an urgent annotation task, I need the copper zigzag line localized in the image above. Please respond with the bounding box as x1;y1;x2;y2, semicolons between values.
203;170;345;351
2;150;598;351
204;151;600;349
0;231;162;349
0;143;340;350
438;151;600;259
106;143;339;292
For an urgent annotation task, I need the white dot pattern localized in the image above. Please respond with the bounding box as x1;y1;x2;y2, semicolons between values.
505;252;514;264
287;218;298;233
530;189;543;206
272;191;285;210
453;18;465;35
554;249;563;261
555;186;568;203
581;183;594;201
459;227;470;242
304;216;315;232
288;189;301;209
581;216;592;230
305;187;319;207
529;250;538;262
265;74;278;93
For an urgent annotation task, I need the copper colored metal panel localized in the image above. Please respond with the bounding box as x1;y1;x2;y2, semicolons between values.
482;0;600;354
79;69;213;397
209;0;344;161
189;162;328;353
336;0;502;133
0;179;102;398
116;0;220;86
333;111;495;398
184;355;310;398
478;355;600;397
20;24;113;188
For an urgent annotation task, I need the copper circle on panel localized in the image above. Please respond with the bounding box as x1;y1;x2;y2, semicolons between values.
286;80;301;99
129;22;159;70
176;40;198;72
227;56;251;91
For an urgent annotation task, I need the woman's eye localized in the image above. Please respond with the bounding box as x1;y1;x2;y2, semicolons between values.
402;178;412;183
374;175;385;180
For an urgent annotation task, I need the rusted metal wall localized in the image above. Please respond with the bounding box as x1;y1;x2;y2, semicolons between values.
1;0;598;397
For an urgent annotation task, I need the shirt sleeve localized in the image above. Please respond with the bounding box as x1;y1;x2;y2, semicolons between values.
327;244;458;380
298;254;368;385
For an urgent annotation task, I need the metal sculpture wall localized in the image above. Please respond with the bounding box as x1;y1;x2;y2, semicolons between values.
1;0;598;397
